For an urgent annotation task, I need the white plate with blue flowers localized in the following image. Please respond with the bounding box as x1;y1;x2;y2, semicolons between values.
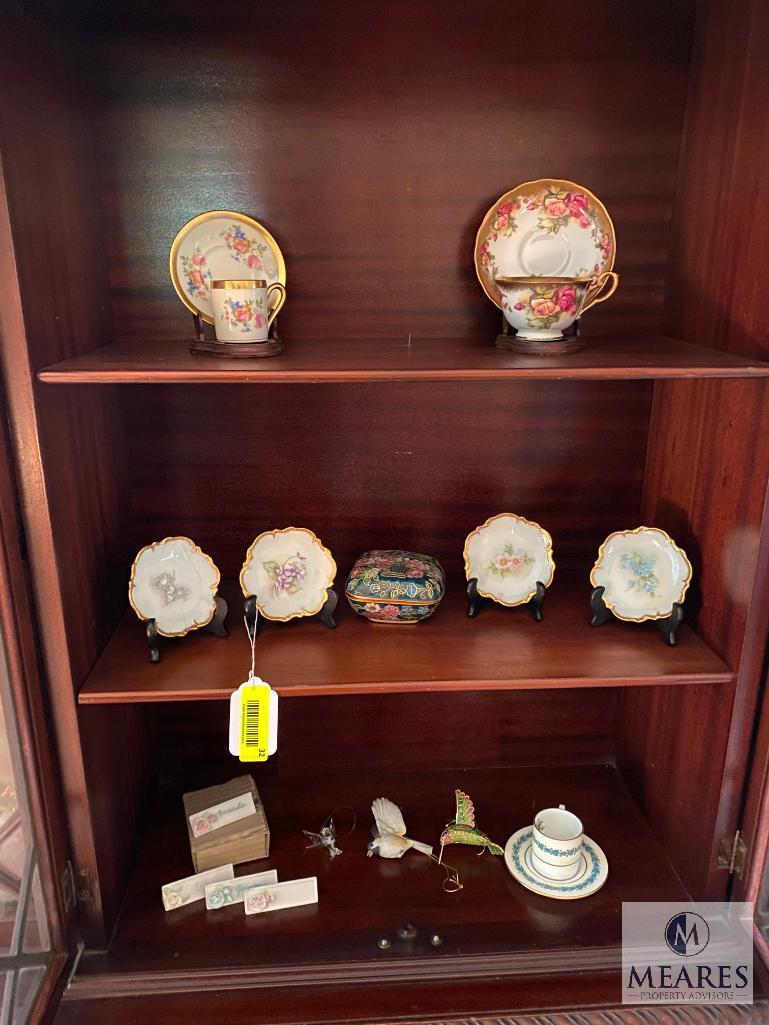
129;537;220;637
504;827;608;900
590;527;692;623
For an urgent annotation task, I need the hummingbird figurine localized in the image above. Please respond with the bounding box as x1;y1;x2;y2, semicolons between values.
367;797;434;859
438;789;504;861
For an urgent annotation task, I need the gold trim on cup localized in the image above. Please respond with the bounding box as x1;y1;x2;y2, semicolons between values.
211;279;267;289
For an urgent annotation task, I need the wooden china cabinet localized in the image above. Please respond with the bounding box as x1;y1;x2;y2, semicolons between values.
2;0;769;1022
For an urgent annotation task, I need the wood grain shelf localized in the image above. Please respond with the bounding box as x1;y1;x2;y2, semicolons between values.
78;576;732;704
67;762;687;997
38;334;769;384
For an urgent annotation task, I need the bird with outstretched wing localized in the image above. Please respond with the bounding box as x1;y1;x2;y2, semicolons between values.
367;797;434;859
439;788;504;860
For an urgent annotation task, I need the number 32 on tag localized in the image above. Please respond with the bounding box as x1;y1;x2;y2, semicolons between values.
229;679;278;762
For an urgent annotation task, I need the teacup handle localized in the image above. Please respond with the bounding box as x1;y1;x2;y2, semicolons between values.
579;271;619;315
266;282;287;327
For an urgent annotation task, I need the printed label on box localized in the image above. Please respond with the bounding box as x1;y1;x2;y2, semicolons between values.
189;792;256;838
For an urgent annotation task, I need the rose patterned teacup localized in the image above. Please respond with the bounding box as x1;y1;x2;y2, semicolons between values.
212;278;286;343
495;272;618;341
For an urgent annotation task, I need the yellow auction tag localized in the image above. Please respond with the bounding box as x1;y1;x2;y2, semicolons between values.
239;682;271;762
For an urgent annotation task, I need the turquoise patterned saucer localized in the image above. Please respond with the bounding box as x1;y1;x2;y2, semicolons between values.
504;827;608;900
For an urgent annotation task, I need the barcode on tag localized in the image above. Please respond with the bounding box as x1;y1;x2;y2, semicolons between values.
239;683;270;762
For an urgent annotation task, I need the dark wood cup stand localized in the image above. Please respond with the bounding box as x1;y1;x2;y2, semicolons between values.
143;595;229;663
189;311;283;358
466;578;547;621
589;584;684;646
244;590;339;639
495;315;586;356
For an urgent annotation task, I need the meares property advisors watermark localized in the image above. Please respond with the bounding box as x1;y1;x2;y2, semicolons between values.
622;902;753;1004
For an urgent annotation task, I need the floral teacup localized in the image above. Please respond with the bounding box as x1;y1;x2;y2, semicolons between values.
495;272;618;341
211;278;286;343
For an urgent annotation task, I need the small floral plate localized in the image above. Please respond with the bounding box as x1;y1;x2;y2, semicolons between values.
129;537;220;637
170;210;286;324
504;827;608;900
474;179;616;309
590;527;692;622
464;514;555;607
239;528;337;622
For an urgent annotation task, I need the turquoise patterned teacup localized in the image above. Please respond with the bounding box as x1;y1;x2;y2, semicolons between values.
531;804;583;879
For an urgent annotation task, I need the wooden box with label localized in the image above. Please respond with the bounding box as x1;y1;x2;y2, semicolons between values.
183;776;270;872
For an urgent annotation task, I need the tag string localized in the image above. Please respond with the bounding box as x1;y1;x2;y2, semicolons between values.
244;612;258;682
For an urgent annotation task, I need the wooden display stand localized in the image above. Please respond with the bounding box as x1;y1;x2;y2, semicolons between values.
189;311;284;358
143;595;229;663
466;578;547;621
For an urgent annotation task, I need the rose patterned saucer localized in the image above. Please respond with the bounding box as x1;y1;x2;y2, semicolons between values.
239;528;337;622
170;211;286;324
129;537;220;637
463;514;554;607
590;527;692;622
474;179;616;309
504;827;608;900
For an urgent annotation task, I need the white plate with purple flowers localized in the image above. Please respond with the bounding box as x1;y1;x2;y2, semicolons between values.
129;537;220;637
239;528;337;622
463;513;555;607
590;527;692;622
170;210;286;324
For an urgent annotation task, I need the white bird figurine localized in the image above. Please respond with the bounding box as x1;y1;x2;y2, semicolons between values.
367;797;434;859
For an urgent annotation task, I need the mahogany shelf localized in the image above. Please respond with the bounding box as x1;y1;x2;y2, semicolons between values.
78;576;731;704
67;762;688;997
38;334;769;384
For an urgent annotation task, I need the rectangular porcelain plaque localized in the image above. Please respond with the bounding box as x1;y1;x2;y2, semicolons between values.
189;792;256;838
205;868;278;909
243;876;318;916
161;864;234;911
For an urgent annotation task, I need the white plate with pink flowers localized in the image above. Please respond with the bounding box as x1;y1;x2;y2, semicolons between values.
170;210;286;324
239;528;337;622
474;179;616;309
464;514;555;607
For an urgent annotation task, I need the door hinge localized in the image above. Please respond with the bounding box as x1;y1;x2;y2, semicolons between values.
717;830;747;877
62;861;96;909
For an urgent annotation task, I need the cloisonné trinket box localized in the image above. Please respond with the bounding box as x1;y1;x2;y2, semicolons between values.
345;551;445;623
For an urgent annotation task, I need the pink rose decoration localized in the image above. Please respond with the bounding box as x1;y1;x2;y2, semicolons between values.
493;214;509;231
578;216;590;229
233;237;248;253
245;254;258;268
527;201;537;210
254;313;266;327
567;193;588;217
512;201;521;210
530;297;560;318
379;605;401;621
498;201;513;215
543;197;569;218
513;302;524;311
235;307;251;323
191;251;205;266
555;285;578;313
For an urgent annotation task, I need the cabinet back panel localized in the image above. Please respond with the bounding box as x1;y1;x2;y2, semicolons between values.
85;0;694;341
122;381;651;577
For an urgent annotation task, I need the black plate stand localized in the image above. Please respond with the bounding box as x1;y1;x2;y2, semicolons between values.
244;590;339;639
589;585;684;646
145;594;229;663
466;578;547;621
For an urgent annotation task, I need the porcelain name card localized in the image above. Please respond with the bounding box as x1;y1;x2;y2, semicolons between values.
161;864;234;911
244;876;318;915
205;868;278;909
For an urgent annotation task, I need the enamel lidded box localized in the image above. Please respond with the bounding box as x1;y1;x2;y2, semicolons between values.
345;551;445;623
